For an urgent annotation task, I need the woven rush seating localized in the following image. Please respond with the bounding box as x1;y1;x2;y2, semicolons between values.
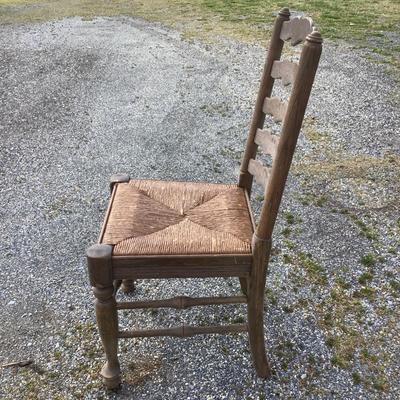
101;180;253;256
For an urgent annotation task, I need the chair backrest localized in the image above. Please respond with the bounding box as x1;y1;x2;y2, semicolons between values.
238;7;322;241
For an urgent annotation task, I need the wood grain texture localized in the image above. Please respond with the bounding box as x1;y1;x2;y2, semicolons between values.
238;7;290;192
98;185;118;244
254;128;280;158
247;235;272;378
109;173;130;193
87;244;121;390
118;324;248;338
116;296;247;310
280;16;314;45
113;258;251;279
244;190;256;232
257;31;322;240
262;97;287;123
239;190;256;296
271;60;299;86
248;159;271;189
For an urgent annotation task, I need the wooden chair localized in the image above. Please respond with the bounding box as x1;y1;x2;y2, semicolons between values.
86;7;322;389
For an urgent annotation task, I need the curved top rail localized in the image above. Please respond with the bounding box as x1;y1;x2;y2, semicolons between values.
280;16;314;45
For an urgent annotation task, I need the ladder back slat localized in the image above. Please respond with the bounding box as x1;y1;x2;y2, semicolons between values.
280;17;314;46
271;60;299;86
248;159;271;189
262;97;287;122
257;31;323;239
238;7;290;191
254;129;279;158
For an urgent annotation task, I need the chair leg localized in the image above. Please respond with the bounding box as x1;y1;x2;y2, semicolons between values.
247;235;271;378
239;277;249;296
121;279;135;294
113;279;122;295
87;244;121;390
95;287;120;389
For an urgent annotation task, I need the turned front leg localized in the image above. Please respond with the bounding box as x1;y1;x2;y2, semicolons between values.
87;244;121;389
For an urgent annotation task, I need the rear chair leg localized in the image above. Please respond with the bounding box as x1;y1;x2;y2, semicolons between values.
239;277;249;296
247;235;271;378
121;279;136;294
87;244;121;389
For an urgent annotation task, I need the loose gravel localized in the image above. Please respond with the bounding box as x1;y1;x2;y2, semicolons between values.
0;16;399;399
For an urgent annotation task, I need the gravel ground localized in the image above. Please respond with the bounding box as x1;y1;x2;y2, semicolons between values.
0;16;399;399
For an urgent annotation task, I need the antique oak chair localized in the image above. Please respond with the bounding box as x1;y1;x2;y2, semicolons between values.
87;8;322;389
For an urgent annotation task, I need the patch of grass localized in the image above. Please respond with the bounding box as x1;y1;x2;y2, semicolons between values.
349;214;378;240
4;321;105;398
284;211;295;225
315;195;328;207
265;288;278;306
294;155;400;212
352;371;362;385
298;252;327;285
297;192;330;208
331;354;349;369
283;253;292;264
297;298;308;308
361;253;376;268
315;278;398;393
232;315;245;323
307;354;316;365
283;239;295;250
303;116;330;144
126;357;162;386
358;272;373;285
281;227;291;238
353;286;376;300
389;279;400;292
325;336;337;348
361;349;378;364
372;377;387;392
336;276;351;290
276;340;297;371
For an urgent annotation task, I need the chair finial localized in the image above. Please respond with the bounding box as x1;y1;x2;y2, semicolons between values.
306;29;323;44
279;7;290;17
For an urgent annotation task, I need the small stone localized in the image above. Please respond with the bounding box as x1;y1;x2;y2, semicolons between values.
7;300;16;306
301;374;307;380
